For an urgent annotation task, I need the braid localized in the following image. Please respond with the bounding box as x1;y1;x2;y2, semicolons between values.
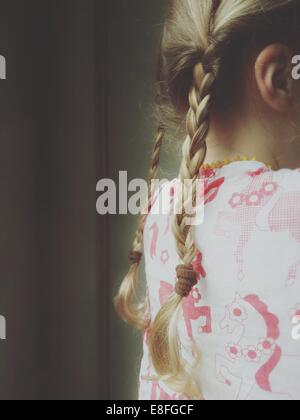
149;50;219;397
174;68;216;263
114;125;165;330
133;126;164;253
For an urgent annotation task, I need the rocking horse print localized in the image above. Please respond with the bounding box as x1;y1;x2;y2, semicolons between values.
140;163;300;400
268;191;300;286
159;277;212;339
216;293;300;400
215;168;300;284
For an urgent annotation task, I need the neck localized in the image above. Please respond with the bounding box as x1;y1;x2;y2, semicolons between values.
204;141;280;170
205;112;285;170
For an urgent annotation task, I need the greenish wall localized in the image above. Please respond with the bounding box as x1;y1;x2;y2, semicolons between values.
107;0;180;400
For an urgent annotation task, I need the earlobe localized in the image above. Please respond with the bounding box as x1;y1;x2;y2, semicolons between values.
255;44;293;113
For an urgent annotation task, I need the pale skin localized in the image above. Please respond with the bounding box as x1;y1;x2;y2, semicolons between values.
205;43;300;170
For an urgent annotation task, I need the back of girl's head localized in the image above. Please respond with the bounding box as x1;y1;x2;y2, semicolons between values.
115;0;300;398
158;0;300;127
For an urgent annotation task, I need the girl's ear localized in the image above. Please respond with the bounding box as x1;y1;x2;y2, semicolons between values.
255;43;293;113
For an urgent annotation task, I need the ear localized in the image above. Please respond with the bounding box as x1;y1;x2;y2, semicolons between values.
255;44;293;113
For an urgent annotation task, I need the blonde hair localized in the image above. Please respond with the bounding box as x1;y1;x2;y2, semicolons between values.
115;0;300;398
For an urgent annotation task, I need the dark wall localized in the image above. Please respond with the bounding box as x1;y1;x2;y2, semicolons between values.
0;0;171;400
0;0;104;400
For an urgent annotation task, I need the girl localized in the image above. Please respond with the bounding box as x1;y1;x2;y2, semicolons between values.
115;0;300;400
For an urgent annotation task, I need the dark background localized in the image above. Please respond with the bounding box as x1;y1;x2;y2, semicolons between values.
0;0;173;400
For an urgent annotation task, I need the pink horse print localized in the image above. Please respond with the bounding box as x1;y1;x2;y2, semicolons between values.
215;169;277;280
214;168;300;283
159;279;212;339
268;191;300;286
202;174;225;205
216;293;300;400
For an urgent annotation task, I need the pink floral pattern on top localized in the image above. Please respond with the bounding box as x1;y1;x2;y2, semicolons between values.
138;162;300;400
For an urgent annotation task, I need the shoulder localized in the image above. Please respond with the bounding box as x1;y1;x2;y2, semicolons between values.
216;165;300;208
272;167;300;191
263;168;300;237
193;165;300;243
247;166;300;205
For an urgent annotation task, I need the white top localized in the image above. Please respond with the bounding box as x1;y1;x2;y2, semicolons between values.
138;161;300;401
